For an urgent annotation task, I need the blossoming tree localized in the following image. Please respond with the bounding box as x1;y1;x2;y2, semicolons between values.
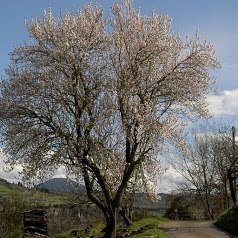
0;1;219;237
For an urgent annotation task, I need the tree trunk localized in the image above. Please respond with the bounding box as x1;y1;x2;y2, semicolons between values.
101;214;116;238
205;196;214;220
119;209;132;226
228;169;237;205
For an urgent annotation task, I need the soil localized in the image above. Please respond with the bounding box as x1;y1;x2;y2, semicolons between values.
158;221;238;238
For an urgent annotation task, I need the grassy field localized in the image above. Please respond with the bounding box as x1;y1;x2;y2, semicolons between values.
128;217;169;238
0;184;12;192
54;216;169;238
28;190;71;206
0;184;72;207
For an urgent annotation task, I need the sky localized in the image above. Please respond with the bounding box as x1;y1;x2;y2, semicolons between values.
0;0;238;191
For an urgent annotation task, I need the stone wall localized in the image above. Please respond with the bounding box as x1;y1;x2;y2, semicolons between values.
23;209;49;238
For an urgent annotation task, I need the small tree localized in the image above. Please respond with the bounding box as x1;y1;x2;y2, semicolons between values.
175;130;221;219
0;1;219;237
173;122;238;219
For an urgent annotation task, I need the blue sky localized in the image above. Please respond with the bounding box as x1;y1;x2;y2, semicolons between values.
0;0;238;189
1;0;238;90
1;1;238;93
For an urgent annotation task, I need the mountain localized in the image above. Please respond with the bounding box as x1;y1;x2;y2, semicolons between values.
36;178;86;193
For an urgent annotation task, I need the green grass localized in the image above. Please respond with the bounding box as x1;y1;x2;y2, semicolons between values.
54;224;104;238
29;191;70;206
0;185;72;207
0;185;13;196
128;217;169;238
55;233;70;238
54;230;74;238
215;205;238;236
54;216;169;238
0;185;12;192
130;229;168;238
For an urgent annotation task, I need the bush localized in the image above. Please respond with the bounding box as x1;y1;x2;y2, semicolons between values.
215;205;238;236
134;208;149;220
0;192;32;238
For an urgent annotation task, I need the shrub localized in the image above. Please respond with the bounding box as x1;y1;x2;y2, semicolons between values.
215;205;238;236
0;192;32;238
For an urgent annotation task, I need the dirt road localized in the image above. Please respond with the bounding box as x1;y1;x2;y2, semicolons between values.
158;221;237;238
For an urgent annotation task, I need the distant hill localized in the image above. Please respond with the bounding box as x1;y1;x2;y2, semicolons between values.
0;178;27;196
1;176;170;212
36;178;171;209
134;192;170;210
36;178;86;193
0;178;10;186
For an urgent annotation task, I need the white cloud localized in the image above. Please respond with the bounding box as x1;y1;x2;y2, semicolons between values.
0;155;23;183
52;166;67;179
0;155;68;183
158;166;184;193
207;89;238;116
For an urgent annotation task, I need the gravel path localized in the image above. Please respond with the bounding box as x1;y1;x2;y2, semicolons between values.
158;221;238;238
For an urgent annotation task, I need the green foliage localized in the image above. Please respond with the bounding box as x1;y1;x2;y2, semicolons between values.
215;205;238;236
135;208;149;220
0;191;33;238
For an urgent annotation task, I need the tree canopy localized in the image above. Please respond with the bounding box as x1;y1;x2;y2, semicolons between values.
0;1;220;237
